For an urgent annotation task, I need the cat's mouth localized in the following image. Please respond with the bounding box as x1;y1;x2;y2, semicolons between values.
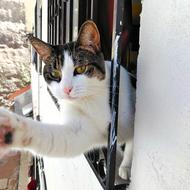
68;96;77;100
64;94;78;100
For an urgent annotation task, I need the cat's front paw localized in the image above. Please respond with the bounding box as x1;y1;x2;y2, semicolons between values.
119;164;131;180
0;109;15;146
0;108;31;153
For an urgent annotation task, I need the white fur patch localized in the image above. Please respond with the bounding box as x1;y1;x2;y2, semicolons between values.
62;51;74;88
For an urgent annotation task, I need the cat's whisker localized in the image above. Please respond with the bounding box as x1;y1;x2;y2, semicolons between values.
87;87;125;95
72;90;86;96
88;85;121;92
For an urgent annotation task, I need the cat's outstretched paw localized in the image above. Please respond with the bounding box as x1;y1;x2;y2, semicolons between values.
0;108;32;155
0;109;15;146
119;164;131;180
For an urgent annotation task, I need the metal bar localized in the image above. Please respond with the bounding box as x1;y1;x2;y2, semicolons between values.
34;3;38;71
59;0;66;44
38;157;47;190
34;3;37;37
56;0;59;44
66;0;70;42
47;0;50;43
58;0;61;44
69;0;73;42
90;0;94;19
39;7;42;74
52;0;55;44
54;0;58;44
78;0;86;28
36;0;43;119
50;0;53;44
50;0;53;43
91;0;98;22
72;0;79;40
105;0;124;189
63;1;67;43
86;0;91;19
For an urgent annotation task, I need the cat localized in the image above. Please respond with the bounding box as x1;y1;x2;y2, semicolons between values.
0;20;135;180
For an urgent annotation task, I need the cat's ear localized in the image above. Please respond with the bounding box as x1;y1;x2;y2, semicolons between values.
27;34;53;63
77;20;101;52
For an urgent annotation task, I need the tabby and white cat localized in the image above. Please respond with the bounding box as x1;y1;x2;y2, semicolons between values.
0;21;135;180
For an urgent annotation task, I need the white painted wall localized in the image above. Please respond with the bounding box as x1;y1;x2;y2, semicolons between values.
130;0;190;190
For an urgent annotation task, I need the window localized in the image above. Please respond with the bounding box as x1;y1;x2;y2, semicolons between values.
34;0;141;189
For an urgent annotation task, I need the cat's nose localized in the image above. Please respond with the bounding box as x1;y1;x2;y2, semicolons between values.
64;87;73;95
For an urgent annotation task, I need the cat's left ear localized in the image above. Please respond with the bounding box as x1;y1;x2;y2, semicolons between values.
77;20;101;52
27;34;53;63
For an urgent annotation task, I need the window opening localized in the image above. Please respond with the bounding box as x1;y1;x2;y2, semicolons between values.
36;0;142;189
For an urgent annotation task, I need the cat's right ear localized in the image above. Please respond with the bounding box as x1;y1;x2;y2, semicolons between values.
27;34;53;63
77;20;101;52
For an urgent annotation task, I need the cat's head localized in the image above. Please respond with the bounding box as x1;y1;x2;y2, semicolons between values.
28;21;107;100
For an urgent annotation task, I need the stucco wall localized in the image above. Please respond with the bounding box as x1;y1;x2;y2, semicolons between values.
130;0;190;189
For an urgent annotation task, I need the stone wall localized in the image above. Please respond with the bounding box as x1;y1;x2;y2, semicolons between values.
0;0;30;108
0;0;30;190
0;1;31;189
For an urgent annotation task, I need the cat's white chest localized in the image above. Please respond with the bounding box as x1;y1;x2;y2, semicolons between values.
59;97;111;133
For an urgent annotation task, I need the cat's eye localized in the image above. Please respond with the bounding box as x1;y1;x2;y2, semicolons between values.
51;69;61;78
74;65;87;75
